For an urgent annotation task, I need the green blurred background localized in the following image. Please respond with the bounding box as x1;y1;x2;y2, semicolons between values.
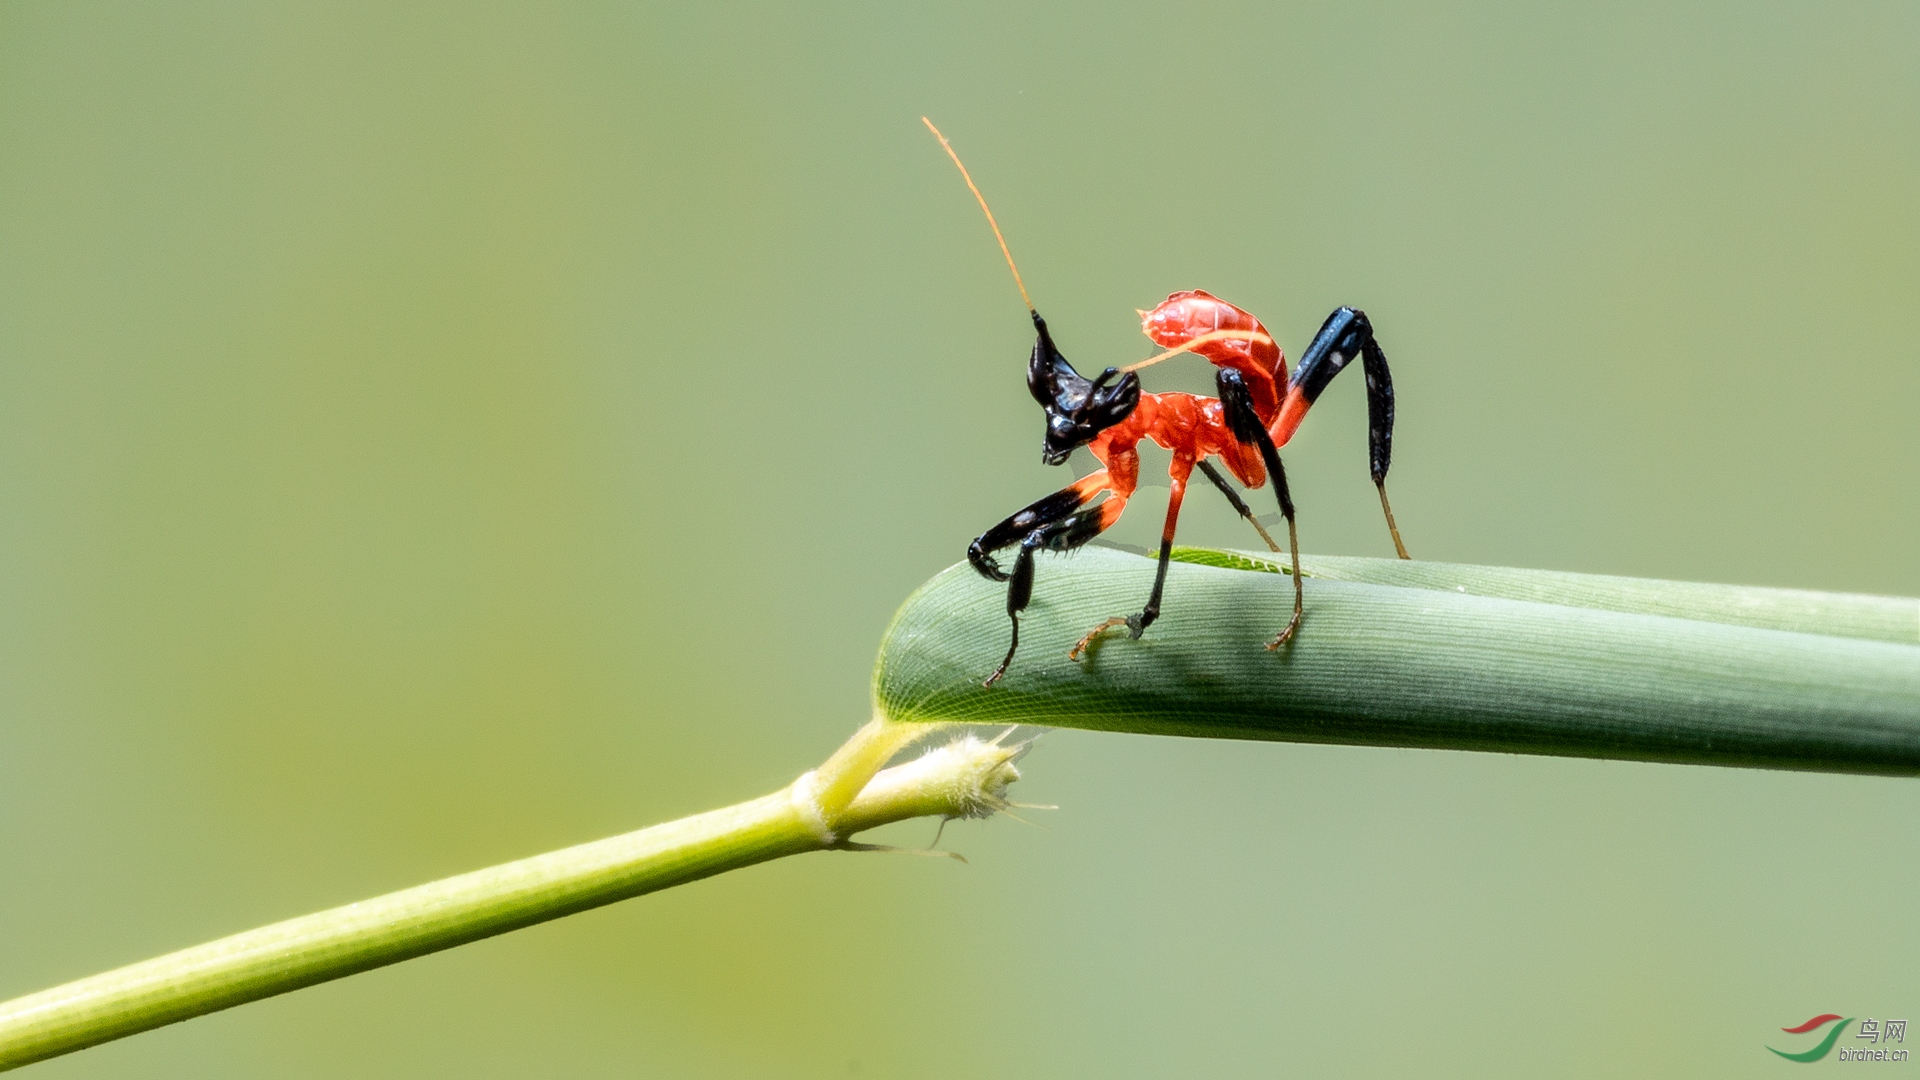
1;3;1915;1076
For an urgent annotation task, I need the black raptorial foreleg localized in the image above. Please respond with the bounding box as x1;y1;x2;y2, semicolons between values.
980;502;1111;686
1195;459;1282;553
1289;307;1410;559
971;467;1129;684
1219;368;1304;648
968;481;1100;581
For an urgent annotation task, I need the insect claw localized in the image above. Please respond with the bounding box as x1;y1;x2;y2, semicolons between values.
1068;617;1130;661
1265;612;1302;651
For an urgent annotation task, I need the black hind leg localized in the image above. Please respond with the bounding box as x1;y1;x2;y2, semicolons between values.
1288;307;1411;559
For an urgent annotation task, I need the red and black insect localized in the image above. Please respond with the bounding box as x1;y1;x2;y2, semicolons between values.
924;120;1411;686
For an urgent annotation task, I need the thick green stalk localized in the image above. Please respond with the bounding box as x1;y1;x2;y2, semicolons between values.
1171;547;1918;643
875;548;1920;774
0;721;1003;1072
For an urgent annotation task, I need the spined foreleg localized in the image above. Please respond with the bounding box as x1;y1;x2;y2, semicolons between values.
979;496;1126;686
970;470;1130;686
968;469;1112;581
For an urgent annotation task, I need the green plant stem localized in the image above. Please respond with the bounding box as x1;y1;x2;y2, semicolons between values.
0;719;999;1072
875;548;1920;774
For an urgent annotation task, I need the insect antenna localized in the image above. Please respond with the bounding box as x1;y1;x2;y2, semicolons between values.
922;117;1034;314
1122;329;1278;375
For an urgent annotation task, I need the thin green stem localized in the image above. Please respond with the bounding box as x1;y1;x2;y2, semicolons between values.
0;720;1012;1072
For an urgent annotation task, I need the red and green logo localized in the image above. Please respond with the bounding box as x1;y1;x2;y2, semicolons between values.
1770;1014;1853;1062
